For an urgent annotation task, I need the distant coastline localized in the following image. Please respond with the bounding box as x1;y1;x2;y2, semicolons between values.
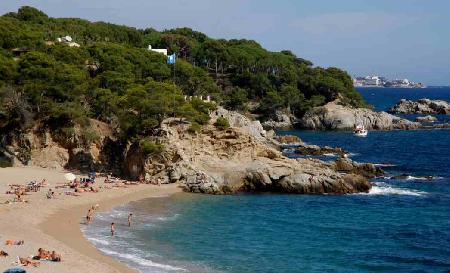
353;75;425;88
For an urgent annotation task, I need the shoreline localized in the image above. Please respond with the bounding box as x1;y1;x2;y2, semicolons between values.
40;187;183;273
0;166;182;273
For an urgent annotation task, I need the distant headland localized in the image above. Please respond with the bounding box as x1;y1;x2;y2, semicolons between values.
353;75;425;88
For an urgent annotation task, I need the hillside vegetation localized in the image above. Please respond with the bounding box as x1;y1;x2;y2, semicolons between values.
0;6;365;152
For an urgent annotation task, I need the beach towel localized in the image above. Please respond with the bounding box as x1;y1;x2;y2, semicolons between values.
3;267;26;273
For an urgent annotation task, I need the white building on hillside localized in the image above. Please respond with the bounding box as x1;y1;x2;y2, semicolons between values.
56;35;80;47
148;45;167;56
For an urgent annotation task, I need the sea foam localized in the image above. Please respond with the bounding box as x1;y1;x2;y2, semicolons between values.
87;237;110;246
366;183;427;196
99;248;186;272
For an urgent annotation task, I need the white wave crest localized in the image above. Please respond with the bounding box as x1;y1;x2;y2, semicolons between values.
367;185;427;196
155;214;179;221
99;248;186;271
87;237;110;246
373;163;397;167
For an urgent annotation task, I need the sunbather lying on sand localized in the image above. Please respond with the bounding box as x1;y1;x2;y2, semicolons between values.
32;248;62;262
33;248;51;260
0;250;8;257
5;240;24;246
18;257;40;267
50;251;61;262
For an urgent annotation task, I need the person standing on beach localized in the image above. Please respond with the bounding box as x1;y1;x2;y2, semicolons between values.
111;223;115;236
128;213;133;227
86;209;92;224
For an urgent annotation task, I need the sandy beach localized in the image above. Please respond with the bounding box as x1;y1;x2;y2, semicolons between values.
0;166;182;273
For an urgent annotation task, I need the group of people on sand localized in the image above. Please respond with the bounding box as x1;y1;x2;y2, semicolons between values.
4;179;50;203
2;239;60;267
16;248;61;267
5;240;24;246
33;247;61;262
54;177;100;197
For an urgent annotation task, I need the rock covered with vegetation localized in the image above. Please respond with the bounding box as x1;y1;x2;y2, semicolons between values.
0;6;366;156
0;7;371;195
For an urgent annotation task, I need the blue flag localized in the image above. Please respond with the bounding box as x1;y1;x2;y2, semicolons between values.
167;53;176;64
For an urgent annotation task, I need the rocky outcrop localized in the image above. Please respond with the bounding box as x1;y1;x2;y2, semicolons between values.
299;100;421;130
389;99;450;115
2;106;372;195
416;115;437;123
261;110;296;129
138;108;372;195
332;158;384;178
211;107;268;141
295;145;347;157
275;135;303;145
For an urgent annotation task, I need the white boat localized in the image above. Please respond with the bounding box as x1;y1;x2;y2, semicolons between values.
354;124;368;137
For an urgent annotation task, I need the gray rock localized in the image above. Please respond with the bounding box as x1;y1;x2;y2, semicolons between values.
262;110;295;129
416;115;438;123
299;100;421;130
389;99;450;115
295;144;347;157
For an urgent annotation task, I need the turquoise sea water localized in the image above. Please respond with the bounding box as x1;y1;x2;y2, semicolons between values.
82;88;450;273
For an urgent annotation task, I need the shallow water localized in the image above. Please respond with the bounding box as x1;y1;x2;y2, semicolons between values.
82;87;450;273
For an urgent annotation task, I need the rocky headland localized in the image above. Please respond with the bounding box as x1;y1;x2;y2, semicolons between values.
298;100;421;130
1;107;374;195
388;99;450;115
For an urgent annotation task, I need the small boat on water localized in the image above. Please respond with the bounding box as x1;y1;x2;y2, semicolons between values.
354;124;368;137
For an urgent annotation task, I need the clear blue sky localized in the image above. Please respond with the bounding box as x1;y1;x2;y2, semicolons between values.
2;0;450;85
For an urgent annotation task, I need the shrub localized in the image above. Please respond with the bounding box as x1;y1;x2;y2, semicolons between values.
81;128;100;146
187;122;202;134
139;138;163;155
214;117;230;130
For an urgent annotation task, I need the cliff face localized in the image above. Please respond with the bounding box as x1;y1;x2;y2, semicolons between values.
299;100;421;130
388;99;450;115
1;119;125;173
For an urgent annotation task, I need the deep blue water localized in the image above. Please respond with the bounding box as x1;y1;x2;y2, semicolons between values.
83;88;450;273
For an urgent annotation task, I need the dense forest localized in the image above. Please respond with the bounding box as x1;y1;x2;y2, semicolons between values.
0;6;366;153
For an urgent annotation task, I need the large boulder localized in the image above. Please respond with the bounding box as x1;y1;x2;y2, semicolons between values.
295;144;347;157
333;158;384;178
261;110;296;129
389;99;450;115
299;100;421;130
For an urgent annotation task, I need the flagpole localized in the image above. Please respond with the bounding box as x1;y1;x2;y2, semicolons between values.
167;53;176;118
173;53;176;117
